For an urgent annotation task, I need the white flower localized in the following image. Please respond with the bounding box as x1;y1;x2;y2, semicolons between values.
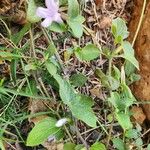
55;118;68;127
36;0;62;27
47;135;56;142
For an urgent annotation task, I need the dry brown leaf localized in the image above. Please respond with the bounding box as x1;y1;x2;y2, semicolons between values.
131;106;146;124
90;87;102;98
28;99;49;124
95;0;103;6
99;17;112;29
43;141;64;150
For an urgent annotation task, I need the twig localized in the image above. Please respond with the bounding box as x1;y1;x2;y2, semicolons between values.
132;0;147;46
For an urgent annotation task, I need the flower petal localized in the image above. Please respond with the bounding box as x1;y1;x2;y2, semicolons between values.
45;0;58;11
41;18;52;27
53;13;63;23
36;7;50;18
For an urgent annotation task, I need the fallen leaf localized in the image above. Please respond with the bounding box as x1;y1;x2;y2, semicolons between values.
131;106;146;124
95;0;103;6
28;99;49;124
99;17;112;29
43;141;64;150
90;87;102;99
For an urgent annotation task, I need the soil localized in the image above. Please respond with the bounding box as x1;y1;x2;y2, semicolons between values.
129;0;150;120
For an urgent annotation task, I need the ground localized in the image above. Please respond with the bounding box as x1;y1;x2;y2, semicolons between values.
0;0;150;150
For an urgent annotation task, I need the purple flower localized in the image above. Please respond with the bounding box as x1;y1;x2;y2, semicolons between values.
36;0;62;27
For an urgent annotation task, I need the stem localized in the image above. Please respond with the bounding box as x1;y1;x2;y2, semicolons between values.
108;58;112;76
41;28;66;74
132;0;147;46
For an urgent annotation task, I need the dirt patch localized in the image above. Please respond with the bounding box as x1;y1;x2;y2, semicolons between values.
129;0;150;120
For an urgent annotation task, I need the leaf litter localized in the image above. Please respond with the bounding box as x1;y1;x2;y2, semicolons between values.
1;0;150;149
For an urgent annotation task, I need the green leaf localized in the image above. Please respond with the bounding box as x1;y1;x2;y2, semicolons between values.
49;22;67;33
27;0;41;23
75;145;85;150
75;44;100;61
24;63;37;71
111;18;129;43
68;15;85;38
68;0;79;18
0;52;21;59
125;129;139;139
26;117;62;146
125;61;136;77
0;139;5;150
116;112;132;130
56;74;97;127
45;62;57;76
147;144;150;150
108;92;122;111
11;23;31;45
0;87;49;100
113;138;126;150
135;138;143;148
46;62;97;127
68;20;83;38
90;142;106;150
70;73;88;87
64;143;76;150
70;94;97;127
112;66;121;81
121;41;139;69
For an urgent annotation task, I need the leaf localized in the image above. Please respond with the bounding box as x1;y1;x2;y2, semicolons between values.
111;18;129;43
135;138;143;148
24;63;37;71
0;87;49;100
46;62;97;127
27;0;41;23
10;56;17;85
68;20;84;38
147;144;150;150
0;139;5;150
90;142;106;150
11;23;31;45
45;62;57;76
49;22;67;33
26;117;62;146
112;66;121;81
116;112;133;130
125;129;139;139
108;92;122;111
67;15;85;38
113;138;126;150
70;73;88;87
68;0;79;18
0;52;21;59
124;61;136;77
131;106;146;124
75;44;100;61
64;143;76;150
111;18;128;42
70;94;97;127
121;41;139;69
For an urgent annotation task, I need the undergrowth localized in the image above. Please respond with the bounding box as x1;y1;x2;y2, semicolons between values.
0;0;149;149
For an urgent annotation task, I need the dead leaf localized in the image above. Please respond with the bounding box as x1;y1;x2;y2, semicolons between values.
95;0;103;6
28;99;49;124
131;106;146;124
90;87;102;98
99;17;112;29
43;141;64;150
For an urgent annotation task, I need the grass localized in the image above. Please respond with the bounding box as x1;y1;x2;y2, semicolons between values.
0;0;150;149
